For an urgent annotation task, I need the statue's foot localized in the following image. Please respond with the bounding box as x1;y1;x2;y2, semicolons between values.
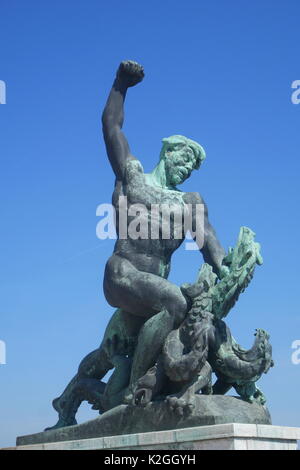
253;387;267;406
44;416;77;431
45;396;78;431
166;395;195;417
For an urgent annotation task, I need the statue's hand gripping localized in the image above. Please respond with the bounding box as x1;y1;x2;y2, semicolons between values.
116;60;144;88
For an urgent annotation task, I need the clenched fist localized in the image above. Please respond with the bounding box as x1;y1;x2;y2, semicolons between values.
116;60;145;88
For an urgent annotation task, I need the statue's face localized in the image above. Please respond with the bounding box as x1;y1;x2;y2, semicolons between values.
164;144;197;186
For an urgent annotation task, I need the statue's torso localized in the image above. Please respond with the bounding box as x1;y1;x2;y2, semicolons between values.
112;159;191;277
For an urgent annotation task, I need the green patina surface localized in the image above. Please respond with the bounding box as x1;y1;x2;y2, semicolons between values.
44;61;274;433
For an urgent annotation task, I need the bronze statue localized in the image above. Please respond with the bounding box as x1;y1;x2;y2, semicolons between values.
46;61;273;432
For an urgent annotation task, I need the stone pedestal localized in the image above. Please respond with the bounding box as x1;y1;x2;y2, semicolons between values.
11;397;300;450
9;424;300;450
15;396;272;446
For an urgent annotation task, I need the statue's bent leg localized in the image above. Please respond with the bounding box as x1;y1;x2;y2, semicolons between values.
45;347;113;430
46;306;143;430
104;255;189;391
129;309;175;388
100;356;133;411
104;255;188;323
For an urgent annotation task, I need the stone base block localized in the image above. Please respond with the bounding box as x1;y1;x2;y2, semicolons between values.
6;423;300;450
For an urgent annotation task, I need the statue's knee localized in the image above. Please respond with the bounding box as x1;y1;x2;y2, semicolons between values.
78;348;111;378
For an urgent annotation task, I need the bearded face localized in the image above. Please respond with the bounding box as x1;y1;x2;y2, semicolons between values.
164;144;197;187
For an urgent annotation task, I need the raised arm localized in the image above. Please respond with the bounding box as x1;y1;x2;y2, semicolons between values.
102;60;144;180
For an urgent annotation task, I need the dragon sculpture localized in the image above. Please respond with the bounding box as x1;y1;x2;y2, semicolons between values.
132;226;274;414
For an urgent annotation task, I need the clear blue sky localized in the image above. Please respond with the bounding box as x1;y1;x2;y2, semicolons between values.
1;0;300;448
